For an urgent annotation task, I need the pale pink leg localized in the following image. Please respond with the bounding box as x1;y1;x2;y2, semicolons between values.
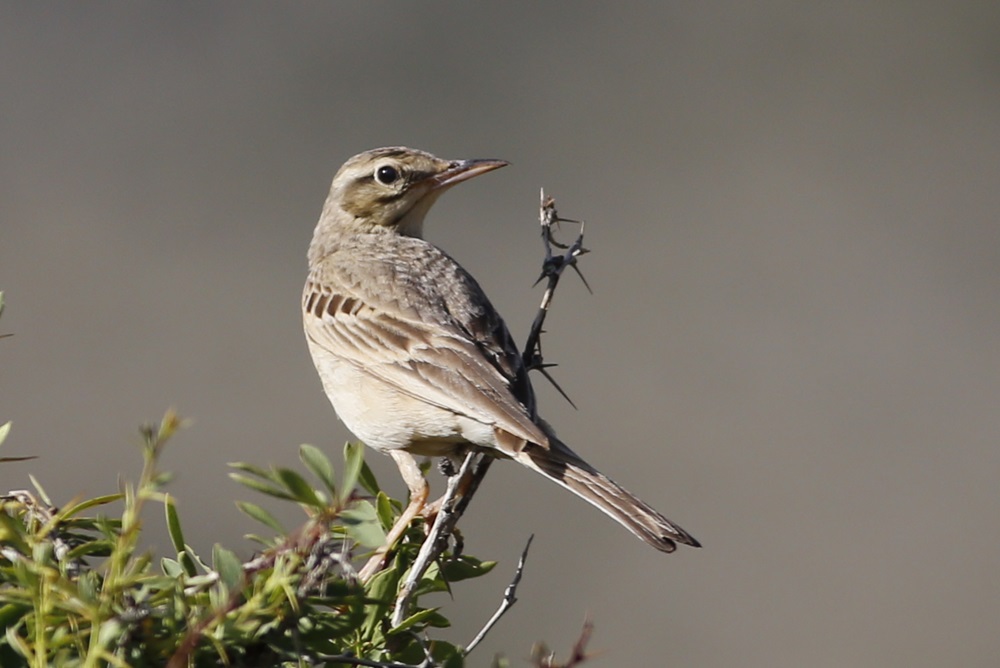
358;450;429;582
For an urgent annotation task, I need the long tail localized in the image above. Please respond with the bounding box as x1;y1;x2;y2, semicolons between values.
514;439;700;552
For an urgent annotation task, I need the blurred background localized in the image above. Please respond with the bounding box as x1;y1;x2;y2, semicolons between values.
2;3;999;666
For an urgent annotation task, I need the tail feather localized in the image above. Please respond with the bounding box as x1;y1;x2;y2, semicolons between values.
515;439;700;552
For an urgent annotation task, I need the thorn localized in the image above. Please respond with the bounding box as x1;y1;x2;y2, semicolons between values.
538;367;578;409
570;263;593;294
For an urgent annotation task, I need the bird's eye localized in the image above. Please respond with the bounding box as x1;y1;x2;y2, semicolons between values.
375;164;400;185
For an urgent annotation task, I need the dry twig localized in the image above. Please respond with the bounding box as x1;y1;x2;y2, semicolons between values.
464;534;534;655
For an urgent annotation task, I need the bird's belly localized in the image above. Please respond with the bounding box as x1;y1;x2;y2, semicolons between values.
311;349;494;455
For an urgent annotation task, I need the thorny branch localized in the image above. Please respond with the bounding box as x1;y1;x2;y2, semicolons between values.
389;190;590;642
524;190;590;408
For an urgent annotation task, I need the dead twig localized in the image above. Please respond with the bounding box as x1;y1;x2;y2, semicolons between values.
464;534;534;655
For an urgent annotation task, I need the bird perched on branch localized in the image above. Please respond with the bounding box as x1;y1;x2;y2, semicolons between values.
303;147;699;567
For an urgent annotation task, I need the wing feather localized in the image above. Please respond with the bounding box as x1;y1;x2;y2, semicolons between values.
303;278;548;448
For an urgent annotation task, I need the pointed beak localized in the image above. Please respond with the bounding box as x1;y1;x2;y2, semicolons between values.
429;158;509;190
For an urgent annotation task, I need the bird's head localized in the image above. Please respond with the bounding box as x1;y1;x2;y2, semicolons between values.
320;146;508;239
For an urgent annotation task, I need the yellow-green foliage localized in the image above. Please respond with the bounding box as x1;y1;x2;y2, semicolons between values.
0;412;493;668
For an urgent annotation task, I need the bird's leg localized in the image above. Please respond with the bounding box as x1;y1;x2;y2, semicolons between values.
358;450;429;582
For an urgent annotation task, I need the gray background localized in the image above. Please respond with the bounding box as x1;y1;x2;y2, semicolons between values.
3;3;999;666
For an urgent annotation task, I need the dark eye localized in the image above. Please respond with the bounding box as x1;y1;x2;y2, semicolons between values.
375;164;400;185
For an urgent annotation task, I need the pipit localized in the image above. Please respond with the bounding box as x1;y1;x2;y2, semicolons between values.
303;147;698;574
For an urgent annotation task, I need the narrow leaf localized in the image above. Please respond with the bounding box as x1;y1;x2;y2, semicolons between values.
228;473;296;501
361;566;400;640
357;458;381;496
375;491;396;531
228;461;275;480
28;474;52;506
274;468;323;507
341;442;365;503
299;444;336;493
235;501;285;534
389;607;443;634
55;493;122;521
164;494;186;555
441;556;497;582
66;540;114;560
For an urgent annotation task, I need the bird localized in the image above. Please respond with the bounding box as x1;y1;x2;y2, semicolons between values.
302;147;699;574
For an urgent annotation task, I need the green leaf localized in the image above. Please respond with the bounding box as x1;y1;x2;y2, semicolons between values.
375;491;396;531
28;474;51;506
299;444;336;494
0;604;26;630
0;422;10;448
235;501;285;534
178;550;199;579
55;493;122;521
164;494;197;576
413;561;450;597
424;610;451;629
440;648;466;668
340;501;387;549
182;544;210;574
228;473;296;501
0;513;30;554
212;544;244;590
274;468;323;508
358;458;381;496
161;557;183;578
228;461;274;480
361;565;400;641
151;471;175;487
243;533;272;548
341;442;365;503
298;601;365;641
77;570;101;603
441;556;497;582
66;539;114;560
389;607;445;634
4;626;31;664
